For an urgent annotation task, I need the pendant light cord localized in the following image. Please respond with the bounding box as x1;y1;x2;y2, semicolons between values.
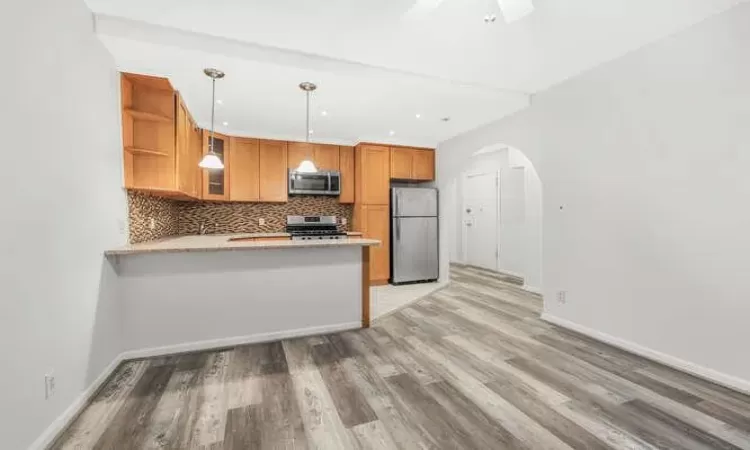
210;77;216;154
305;90;310;144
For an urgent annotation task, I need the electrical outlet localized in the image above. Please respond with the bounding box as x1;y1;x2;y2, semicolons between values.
45;373;55;399
341;218;348;226
556;291;567;305
149;218;156;230
258;218;265;226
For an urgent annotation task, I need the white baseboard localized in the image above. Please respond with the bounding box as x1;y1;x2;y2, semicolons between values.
120;321;362;360
522;284;542;295
29;354;125;450
30;321;361;449
541;313;750;396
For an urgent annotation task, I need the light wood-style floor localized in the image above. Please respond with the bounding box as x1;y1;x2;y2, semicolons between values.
52;265;750;449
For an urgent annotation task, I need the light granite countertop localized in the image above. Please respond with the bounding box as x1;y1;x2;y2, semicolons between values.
106;233;379;256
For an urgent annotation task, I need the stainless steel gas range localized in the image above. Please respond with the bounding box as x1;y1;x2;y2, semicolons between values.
286;215;347;241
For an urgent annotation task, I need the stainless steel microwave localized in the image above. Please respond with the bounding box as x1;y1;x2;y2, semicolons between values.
288;170;341;196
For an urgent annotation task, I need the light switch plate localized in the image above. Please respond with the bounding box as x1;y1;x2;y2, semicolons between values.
259;218;265;226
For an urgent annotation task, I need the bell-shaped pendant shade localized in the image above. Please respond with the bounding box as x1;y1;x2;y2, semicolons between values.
199;153;224;170
295;159;318;173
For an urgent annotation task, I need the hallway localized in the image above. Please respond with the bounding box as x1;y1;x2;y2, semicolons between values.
53;265;750;449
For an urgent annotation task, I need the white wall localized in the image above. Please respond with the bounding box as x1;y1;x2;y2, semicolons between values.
0;0;127;448
438;2;750;386
449;147;543;289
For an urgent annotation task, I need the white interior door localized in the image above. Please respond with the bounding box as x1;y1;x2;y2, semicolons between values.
463;172;499;271
499;167;527;276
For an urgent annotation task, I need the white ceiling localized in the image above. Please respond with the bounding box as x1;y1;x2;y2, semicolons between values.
87;0;746;146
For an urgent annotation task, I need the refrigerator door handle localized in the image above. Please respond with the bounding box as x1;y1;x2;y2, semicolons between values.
394;191;401;217
395;220;400;240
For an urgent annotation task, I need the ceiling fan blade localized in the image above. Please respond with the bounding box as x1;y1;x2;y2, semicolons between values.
496;0;535;22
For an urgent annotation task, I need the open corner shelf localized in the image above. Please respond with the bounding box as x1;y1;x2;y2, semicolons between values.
125;146;169;157
124;108;172;123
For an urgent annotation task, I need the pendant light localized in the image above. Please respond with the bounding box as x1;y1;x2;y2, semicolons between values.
199;68;226;170
295;81;318;173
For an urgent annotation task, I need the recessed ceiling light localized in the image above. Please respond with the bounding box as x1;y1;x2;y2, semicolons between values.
222;121;229;126
415;113;421;119
308;129;314;134
484;14;497;23
389;130;395;136
216;99;224;105
321;110;328;116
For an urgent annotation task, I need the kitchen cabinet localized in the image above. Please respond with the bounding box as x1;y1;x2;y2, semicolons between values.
412;149;435;181
287;142;314;171
314;144;340;171
354;204;390;284
259;139;288;202
121;73;203;199
339;146;355;204
355;144;390;205
175;95;202;199
202;132;231;201
122;73;177;194
229;137;260;202
390;148;413;180
287;142;339;171
389;147;435;181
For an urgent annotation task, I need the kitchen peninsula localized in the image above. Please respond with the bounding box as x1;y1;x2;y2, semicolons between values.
106;234;378;357
112;70;435;358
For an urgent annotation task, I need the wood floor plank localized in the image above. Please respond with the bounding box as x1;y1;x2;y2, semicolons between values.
93;364;175;449
349;420;399;450
287;362;355;449
338;351;430;450
183;350;231;448
486;381;611;450
51;360;150;449
141;364;205;449
424;380;528;449
311;338;377;428
224;405;262;449
401;335;575;449
384;374;483;449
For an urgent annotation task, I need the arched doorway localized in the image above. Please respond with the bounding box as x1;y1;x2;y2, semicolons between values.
444;143;543;294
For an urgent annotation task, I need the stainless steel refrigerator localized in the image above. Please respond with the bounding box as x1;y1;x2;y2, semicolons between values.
391;187;439;284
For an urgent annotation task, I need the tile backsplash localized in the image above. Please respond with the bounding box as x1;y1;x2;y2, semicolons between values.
128;191;181;243
127;190;354;243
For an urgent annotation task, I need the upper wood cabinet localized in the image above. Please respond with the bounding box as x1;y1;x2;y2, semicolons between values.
259;140;288;202
314;144;340;171
412;149;435;181
287;142;314;170
201;132;231;201
355;144;390;205
390;148;413;180
121;73;178;195
228;137;260;202
389;147;435;181
287;142;340;171
175;95;202;199
339;146;355;204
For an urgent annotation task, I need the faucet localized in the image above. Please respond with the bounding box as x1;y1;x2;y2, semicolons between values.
199;223;207;235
